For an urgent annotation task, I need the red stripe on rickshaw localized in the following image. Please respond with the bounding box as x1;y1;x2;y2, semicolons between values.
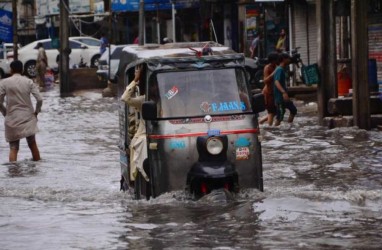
148;128;259;139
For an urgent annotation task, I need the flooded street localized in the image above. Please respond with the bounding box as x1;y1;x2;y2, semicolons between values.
1;86;382;250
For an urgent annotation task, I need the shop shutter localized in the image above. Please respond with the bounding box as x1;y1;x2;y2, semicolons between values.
292;2;317;66
306;4;317;65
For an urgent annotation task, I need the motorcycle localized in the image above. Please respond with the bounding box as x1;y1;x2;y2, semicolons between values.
248;47;306;90
245;56;268;90
288;47;305;85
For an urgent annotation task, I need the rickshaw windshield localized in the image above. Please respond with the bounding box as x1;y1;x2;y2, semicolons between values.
150;68;251;118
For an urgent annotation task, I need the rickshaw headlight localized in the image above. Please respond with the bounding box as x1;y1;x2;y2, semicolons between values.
206;137;224;155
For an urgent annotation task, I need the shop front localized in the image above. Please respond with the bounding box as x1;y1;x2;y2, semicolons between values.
111;0;200;44
238;0;288;58
368;1;382;89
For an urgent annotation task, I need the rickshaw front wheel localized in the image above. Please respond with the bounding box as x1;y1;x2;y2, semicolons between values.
187;176;238;200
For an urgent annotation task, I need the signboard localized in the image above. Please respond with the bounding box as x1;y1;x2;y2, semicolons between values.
112;0;199;12
0;9;13;43
94;1;105;22
36;0;91;16
245;6;259;41
369;24;382;81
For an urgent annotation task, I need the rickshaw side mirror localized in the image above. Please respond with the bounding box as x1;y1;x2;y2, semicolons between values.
252;93;265;114
142;101;157;120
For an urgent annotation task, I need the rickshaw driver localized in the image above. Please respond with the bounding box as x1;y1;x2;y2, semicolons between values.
121;65;150;183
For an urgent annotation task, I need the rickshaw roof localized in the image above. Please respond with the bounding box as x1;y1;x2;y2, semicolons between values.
121;41;242;61
117;42;246;85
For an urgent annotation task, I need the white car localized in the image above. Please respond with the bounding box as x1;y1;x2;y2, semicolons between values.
7;37;101;78
70;36;101;47
0;43;18;79
96;44;128;83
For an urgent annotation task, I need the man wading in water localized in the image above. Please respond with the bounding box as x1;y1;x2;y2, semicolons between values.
0;60;43;162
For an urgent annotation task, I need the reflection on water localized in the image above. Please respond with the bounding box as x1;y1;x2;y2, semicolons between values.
0;87;382;249
118;198;263;249
4;161;39;178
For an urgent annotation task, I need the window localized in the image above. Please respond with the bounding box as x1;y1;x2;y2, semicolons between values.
150;68;251;118
75;38;100;47
69;41;82;49
43;41;52;50
111;47;124;59
33;41;52;50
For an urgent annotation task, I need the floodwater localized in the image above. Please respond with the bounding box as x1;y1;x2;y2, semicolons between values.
0;86;381;250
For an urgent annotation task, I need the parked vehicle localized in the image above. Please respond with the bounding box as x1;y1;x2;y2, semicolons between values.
245;56;268;90
288;47;305;84
0;43;20;79
117;42;265;200
249;47;306;90
96;44;127;83
70;36;101;48
6;37;101;78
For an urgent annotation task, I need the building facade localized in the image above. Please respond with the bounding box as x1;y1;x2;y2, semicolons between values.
2;0;381;84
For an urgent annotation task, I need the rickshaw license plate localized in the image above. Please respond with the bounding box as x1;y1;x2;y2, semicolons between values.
236;147;250;160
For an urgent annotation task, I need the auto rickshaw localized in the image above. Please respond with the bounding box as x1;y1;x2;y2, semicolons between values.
117;42;265;200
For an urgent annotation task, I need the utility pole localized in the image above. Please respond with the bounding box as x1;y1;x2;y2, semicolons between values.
138;0;144;45
351;0;370;129
60;0;70;96
171;1;176;42
316;0;337;124
12;0;18;60
108;0;112;81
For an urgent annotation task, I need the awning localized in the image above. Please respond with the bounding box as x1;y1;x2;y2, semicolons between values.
112;0;199;12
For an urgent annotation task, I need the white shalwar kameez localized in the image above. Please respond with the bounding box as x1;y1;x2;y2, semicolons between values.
121;80;149;182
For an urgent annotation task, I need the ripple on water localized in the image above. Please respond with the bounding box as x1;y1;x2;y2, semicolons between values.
1;87;382;249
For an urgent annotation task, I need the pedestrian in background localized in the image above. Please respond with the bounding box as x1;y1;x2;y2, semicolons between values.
275;28;288;53
273;53;297;126
0;39;4;59
36;42;48;88
100;33;109;55
0;60;43;162
250;31;262;59
259;52;279;125
133;36;139;44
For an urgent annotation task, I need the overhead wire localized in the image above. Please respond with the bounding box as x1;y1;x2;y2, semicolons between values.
61;0;109;37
